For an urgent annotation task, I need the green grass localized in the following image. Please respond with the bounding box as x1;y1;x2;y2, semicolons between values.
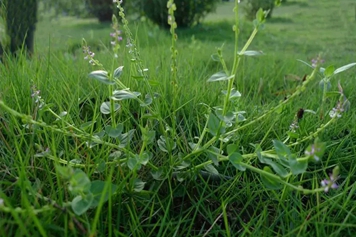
1;0;356;236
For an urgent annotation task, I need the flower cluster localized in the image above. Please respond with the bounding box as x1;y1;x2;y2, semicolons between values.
82;46;95;65
321;166;340;193
321;174;339;192
311;57;325;68
31;85;44;109
329;82;350;118
110;30;123;46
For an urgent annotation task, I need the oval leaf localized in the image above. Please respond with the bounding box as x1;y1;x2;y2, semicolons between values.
112;90;141;101
71;193;94;215
100;101;120;115
113;66;124;78
88;70;114;85
238;50;264;56
207;72;234;82
334;62;356;75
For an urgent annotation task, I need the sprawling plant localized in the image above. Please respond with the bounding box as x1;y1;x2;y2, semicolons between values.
0;1;355;234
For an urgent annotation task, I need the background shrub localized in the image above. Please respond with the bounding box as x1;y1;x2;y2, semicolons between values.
243;0;275;20
143;0;218;28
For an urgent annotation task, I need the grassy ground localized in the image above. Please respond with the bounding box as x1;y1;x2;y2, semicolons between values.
1;0;356;236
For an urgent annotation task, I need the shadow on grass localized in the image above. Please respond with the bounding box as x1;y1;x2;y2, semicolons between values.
267;17;294;24
282;1;309;7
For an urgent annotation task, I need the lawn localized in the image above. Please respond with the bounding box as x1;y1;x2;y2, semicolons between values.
1;0;356;236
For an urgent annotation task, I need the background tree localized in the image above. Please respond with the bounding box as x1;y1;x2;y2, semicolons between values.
1;0;38;57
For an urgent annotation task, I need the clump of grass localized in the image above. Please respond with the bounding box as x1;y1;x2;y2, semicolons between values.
1;0;356;236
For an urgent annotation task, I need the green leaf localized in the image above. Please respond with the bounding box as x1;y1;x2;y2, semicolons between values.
133;179;146;192
112;90;141;101
90;180;118;208
289;157;308;175
206;146;220;166
207;112;225;135
151;168;168;181
227;144;238;155
142;129;155;145
118;129;135;148
211;54;220;61
139;152;150;165
229;152;246;171
260;166;282;190
140;94;153;107
96;160;106;173
256;146;289;178
157;136;176;153
324;65;335;78
207;72;234;82
273;140;291;159
71;193;94;215
127;156;141;171
80;120;96;130
55;165;73;180
88;70;114;85
256;8;265;23
105;124;123;138
238;50;264;56
100;101;120;115
204;164;219;175
68;169;91;196
334;62;356;74
113;66;124;78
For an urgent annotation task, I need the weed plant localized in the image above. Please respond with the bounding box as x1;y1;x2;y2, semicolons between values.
0;0;356;236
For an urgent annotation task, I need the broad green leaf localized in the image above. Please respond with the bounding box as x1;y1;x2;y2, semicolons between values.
157;136;176;153
118;129;135;148
204;164;219;175
68;169;91;195
140;94;153;107
71;193;94;215
142;129;155;145
55;165;73;180
100;101;120;115
289;157;308;175
88;70;114;85
133;179;146;192
273;140;291;159
324;65;335;78
206;146;220;166
151;168;168;181
229;152;246;171
260;166;282;190
127;155;141;171
90;180;118;208
211;54;220;61
207;72;234;82
256;147;289;178
238;50;264;56
256;8;265;23
80;120;96;130
207;112;224;136
227;144;238;155
105;124;123;138
112;90;141;101
174;160;190;170
334;62;356;74
113;66;124;78
96;160;106;173
139;152;150;165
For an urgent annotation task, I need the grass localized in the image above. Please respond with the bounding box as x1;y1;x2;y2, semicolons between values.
1;0;356;236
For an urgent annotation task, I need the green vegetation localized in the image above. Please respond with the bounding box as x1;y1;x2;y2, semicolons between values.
1;0;356;236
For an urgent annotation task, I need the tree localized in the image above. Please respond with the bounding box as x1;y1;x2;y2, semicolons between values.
1;0;38;58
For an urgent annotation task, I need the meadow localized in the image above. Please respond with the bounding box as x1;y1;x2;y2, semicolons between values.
0;0;356;236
